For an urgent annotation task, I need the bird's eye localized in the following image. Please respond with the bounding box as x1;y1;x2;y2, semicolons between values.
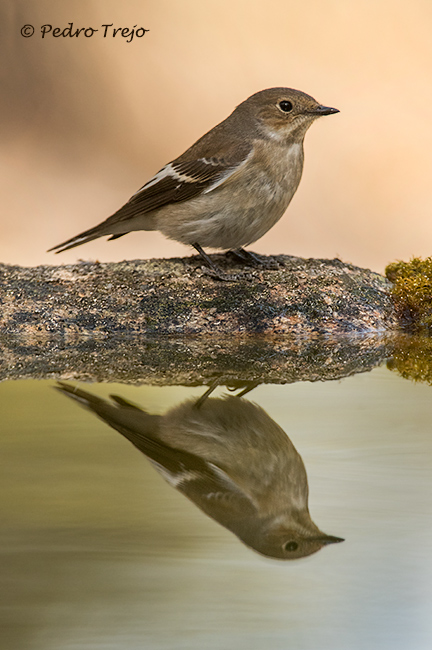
278;100;293;113
283;541;299;552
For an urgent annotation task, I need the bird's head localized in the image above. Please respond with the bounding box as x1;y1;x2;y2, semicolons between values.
239;516;344;560
238;87;339;142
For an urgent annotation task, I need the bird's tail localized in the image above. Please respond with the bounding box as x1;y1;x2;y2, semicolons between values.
55;382;161;447
47;224;109;254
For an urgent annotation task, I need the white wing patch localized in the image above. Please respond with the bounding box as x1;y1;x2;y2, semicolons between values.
156;466;198;488
131;163;193;196
131;151;253;199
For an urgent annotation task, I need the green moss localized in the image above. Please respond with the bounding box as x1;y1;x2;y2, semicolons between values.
387;336;432;385
385;257;432;331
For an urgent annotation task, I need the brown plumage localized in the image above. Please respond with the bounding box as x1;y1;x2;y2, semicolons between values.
49;88;338;274
56;382;344;559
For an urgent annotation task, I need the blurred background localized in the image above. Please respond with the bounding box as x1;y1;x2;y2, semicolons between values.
2;0;432;273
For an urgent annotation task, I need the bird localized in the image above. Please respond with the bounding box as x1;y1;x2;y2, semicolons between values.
48;88;339;279
56;382;344;559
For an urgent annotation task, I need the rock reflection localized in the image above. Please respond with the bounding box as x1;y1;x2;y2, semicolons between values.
56;382;344;560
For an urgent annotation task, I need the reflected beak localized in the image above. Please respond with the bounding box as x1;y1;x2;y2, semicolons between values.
313;105;340;116
312;535;345;545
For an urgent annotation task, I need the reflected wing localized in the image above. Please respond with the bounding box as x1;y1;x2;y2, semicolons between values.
55;383;257;522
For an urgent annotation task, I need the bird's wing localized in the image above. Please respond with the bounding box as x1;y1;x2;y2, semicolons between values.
55;383;257;521
48;135;253;253
102;400;258;519
108;144;252;223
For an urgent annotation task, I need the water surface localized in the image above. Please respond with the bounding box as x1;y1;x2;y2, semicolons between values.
1;362;432;649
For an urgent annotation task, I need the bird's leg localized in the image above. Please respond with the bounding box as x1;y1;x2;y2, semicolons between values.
195;378;260;409
194;378;222;409
193;242;222;273
234;381;260;398
192;243;246;282
227;248;281;269
226;248;250;263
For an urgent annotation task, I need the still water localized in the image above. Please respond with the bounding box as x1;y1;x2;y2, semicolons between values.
1;352;432;649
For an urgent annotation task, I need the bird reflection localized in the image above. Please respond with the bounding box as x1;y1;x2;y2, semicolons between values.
56;382;344;560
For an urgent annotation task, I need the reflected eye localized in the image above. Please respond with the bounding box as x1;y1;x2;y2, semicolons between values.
283;541;298;552
278;100;293;113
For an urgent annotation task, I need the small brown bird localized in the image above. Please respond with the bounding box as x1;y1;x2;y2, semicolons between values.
56;382;344;559
49;88;338;277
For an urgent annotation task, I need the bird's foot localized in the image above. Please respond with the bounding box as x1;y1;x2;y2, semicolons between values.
199;266;253;282
226;249;282;269
194;377;260;409
192;242;253;281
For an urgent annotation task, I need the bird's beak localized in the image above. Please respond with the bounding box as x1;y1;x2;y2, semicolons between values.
312;535;345;545
313;105;340;116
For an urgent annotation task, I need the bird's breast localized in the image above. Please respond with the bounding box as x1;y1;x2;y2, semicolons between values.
156;139;305;250
219;139;304;246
